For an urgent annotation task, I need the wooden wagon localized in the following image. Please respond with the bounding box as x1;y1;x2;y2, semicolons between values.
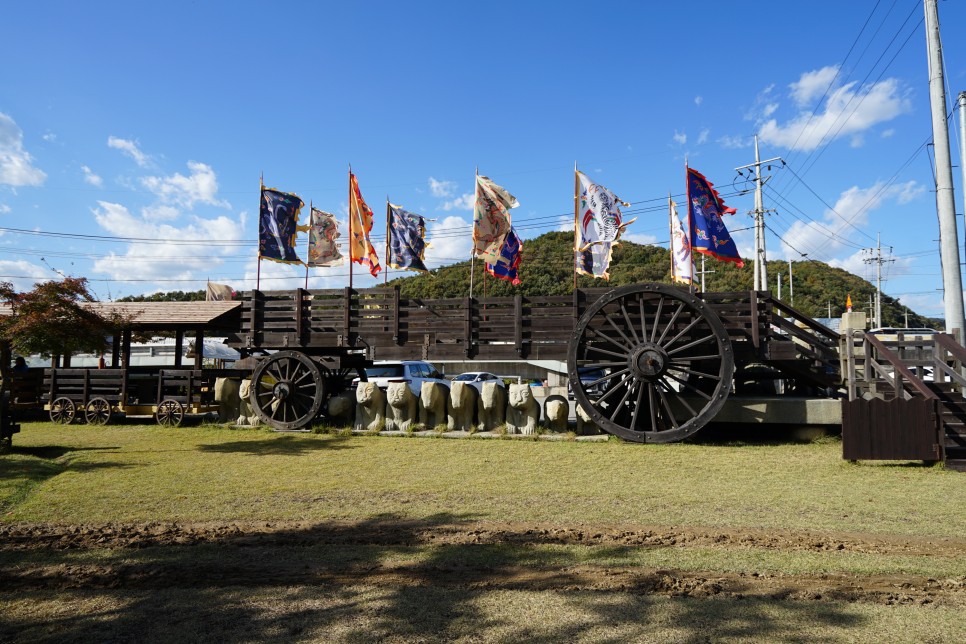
227;283;841;441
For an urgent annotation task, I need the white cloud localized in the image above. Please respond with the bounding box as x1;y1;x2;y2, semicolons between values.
142;204;181;221
81;165;103;187
881;128;895;138
0;204;10;214
762;103;779;118
440;192;475;212
673;130;687;145
140;161;229;209
718;135;752;149
107;136;150;167
759;74;910;151
0;259;53;292
0;113;47;187
620;232;658;246
42;132;57;143
790;65;839;106
424;215;472;267
697;128;710;145
694;96;703;106
90;200;245;286
428;177;456;198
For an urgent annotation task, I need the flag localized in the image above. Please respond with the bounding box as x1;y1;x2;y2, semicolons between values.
348;172;381;278
485;227;522;285
307;207;344;268
205;281;235;301
687;167;744;267
473;175;518;265
388;204;429;273
575;171;636;279
846;293;853;313
669;200;695;286
259;187;304;264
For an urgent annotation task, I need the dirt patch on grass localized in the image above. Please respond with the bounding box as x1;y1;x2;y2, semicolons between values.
3;520;966;609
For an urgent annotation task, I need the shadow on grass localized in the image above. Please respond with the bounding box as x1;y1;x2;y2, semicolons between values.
0;513;871;642
197;434;355;456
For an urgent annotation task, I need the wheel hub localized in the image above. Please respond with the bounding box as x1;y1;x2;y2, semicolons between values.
273;381;291;400
630;343;667;380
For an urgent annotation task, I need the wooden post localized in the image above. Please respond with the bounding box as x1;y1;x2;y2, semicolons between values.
174;331;184;368
194;331;203;369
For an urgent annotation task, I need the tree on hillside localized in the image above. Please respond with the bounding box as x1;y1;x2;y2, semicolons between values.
0;278;131;361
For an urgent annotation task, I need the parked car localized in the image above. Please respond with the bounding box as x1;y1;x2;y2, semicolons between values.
451;371;506;392
568;367;608;398
353;360;449;397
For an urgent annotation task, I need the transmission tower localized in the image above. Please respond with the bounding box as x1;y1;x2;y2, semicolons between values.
735;135;783;291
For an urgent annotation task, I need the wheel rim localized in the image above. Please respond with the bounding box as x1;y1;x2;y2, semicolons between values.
86;398;112;425
50;397;76;424
250;351;326;430
568;283;734;443
156;400;184;427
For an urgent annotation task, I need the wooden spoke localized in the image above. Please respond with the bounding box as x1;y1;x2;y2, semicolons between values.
155;400;184;427
85;398;112;425
250;350;326;431
49;397;76;424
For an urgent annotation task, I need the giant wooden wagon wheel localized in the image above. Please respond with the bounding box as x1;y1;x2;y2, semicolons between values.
568;283;734;443
250;351;327;431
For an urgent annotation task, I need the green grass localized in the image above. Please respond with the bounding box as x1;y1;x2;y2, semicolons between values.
2;422;964;538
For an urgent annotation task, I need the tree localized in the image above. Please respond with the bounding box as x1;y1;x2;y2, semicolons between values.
0;277;129;359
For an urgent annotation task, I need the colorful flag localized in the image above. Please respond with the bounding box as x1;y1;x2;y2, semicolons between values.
473;175;518;265
687;167;744;267
669;200;695;286
846;293;853;313
259;187;304;264
575;171;636;279
307;207;344;268
348;172;381;278
485;227;523;285
205;281;235;301
388;204;429;273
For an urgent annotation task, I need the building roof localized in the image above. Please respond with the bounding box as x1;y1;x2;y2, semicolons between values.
0;300;242;331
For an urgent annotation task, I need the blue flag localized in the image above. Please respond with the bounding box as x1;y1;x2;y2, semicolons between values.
259;187;304;264
485;227;522;285
687;168;744;267
388;204;429;273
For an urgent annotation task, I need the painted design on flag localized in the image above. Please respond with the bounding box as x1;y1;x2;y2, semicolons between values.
473;175;518;265
349;172;381;278
670;200;694;286
388;204;429;273
485;227;522;285
307;207;344;268
575;171;636;279
259;187;304;264
687;167;744;268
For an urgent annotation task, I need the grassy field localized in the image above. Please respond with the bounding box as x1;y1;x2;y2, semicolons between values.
3;421;966;642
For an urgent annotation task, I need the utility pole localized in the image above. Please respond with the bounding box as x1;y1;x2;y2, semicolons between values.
959;91;966;268
924;0;965;337
788;259;794;306
735;135;782;292
863;233;894;329
777;272;782;300
695;255;715;292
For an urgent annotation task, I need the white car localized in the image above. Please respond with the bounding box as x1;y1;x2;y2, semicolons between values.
451;371;506;392
353;361;449;397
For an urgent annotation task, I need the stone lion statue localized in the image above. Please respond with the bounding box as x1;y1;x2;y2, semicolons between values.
236;378;261;426
419;381;448;428
506;384;540;435
477;381;507;432
543;394;569;433
575;403;601;435
354;381;386;432
325;391;355;426
385;381;417;432
447;381;478;431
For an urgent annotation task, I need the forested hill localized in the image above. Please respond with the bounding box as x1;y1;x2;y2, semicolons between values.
389;231;938;328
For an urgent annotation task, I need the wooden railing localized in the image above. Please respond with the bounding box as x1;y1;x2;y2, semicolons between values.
844;330;940;401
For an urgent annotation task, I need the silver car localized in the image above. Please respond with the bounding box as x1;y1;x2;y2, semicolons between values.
451;371;506;393
354;361;449;397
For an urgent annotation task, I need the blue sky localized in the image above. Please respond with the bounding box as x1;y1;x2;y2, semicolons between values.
2;0;965;318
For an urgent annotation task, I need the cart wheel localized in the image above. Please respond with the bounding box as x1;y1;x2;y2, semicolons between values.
156;400;185;427
85;397;113;425
568;283;734;443
49;397;76;424
250;351;326;430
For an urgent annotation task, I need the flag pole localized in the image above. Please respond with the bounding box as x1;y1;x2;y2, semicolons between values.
384;197;391;286
348;165;354;291
668;192;674;284
305;200;311;290
257;173;263;291
573;161;579;292
684;158;695;294
469;167;478;299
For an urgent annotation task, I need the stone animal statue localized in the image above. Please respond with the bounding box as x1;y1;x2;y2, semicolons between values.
576;404;601;435
506;384;540;435
419;381;448;428
236;379;261;426
385;381;417;432
214;377;241;423
447;381;478;431
477;381;507;432
354;381;386;432
543;394;569;433
325;391;355;426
